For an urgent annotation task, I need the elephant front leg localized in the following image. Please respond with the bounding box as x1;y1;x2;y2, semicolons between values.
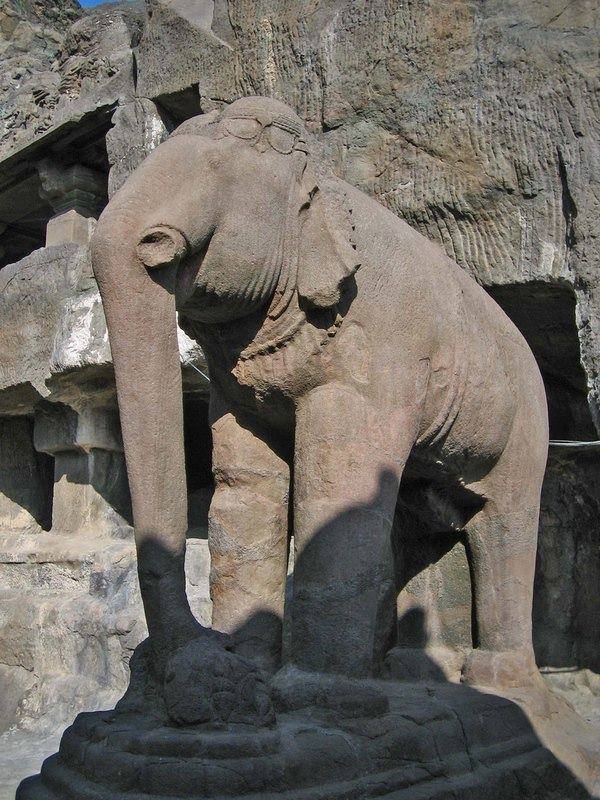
292;383;412;678
209;399;290;671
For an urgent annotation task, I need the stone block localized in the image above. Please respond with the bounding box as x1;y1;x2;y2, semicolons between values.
106;99;171;197
50;289;111;375
0;245;91;414
185;538;212;627
395;513;473;656
135;0;235;107
34;405;130;538
34;405;122;455
45;210;96;247
0;527;212;735
37;160;107;218
50;449;131;537
0;536;144;735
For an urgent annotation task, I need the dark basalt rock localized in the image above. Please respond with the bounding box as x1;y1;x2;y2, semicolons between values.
163;638;275;727
16;677;599;799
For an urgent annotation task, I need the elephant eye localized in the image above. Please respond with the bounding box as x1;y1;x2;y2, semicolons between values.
267;125;297;154
225;117;261;139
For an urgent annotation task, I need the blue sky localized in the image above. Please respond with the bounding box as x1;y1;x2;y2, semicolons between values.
79;0;122;6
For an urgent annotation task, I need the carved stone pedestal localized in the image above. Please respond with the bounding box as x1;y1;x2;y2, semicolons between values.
34;404;131;538
37;160;107;248
17;667;599;800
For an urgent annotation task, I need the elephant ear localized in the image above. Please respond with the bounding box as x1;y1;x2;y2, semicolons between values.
297;175;360;310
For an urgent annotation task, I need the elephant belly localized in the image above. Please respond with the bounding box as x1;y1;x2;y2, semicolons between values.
398;471;485;534
413;328;519;487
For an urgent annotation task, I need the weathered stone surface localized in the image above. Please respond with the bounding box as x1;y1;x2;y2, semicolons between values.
106;99;171;197
0;535;142;735
34;404;122;455
37;159;107;218
44;209;96;247
18;676;600;799
219;0;600;430
0;1;599;796
0;0;143;158
163;637;274;726
50;287;110;373
0;533;212;737
135;0;235;109
0;0;81;150
0;244;91;413
0;241;208;414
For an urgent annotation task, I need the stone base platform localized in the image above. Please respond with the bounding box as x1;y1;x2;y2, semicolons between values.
17;676;599;800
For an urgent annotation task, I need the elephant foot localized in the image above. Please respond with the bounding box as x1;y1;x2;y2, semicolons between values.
461;648;561;715
114;638;168;721
163;637;275;727
115;626;270;730
384;645;465;683
461;648;540;689
143;612;230;685
462;650;592;721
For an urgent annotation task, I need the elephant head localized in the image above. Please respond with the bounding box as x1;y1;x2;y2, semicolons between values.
91;96;359;668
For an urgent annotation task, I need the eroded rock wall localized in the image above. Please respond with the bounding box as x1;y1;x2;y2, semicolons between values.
227;0;600;430
135;0;599;424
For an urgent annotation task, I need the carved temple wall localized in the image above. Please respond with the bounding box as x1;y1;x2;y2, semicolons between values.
0;0;598;733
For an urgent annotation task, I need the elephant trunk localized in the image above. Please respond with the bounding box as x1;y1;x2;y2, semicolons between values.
91;198;199;671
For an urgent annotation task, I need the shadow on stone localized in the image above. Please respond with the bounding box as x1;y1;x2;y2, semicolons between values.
16;472;600;799
0;417;53;533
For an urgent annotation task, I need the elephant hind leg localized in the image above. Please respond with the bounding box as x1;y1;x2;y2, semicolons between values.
461;416;547;691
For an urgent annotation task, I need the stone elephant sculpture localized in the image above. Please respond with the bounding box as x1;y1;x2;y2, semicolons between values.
91;96;549;691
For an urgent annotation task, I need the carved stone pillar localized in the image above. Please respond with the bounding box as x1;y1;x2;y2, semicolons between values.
37;160;108;247
33;405;131;537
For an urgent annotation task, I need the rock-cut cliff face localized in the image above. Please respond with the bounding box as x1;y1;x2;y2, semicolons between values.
0;0;145;156
0;0;81;146
220;0;600;433
132;0;600;435
2;0;599;434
